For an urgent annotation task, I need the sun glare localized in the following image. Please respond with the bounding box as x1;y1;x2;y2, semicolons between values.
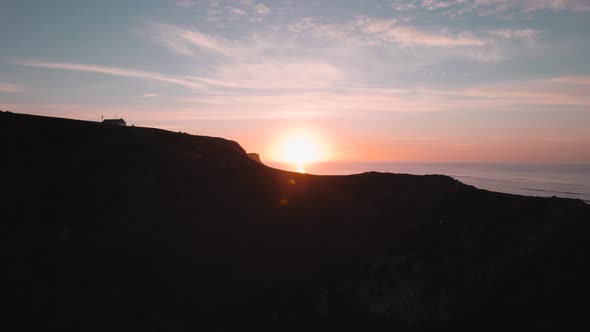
279;133;324;173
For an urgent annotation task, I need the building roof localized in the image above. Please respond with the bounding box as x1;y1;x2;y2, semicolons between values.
102;118;126;125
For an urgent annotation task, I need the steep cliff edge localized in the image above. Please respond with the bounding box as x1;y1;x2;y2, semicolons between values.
1;111;589;331
247;152;263;163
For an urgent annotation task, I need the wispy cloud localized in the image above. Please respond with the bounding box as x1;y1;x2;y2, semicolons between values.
486;29;540;39
176;75;590;122
16;56;345;92
145;23;233;56
461;76;590;107
175;0;272;24
391;1;419;11
291;16;485;48
16;60;206;89
226;6;247;16
287;17;319;32
143;23;346;89
286;14;544;64
355;16;398;33
547;76;590;85
254;3;271;15
141;93;165;98
381;25;483;46
392;0;590;16
487;0;590;14
420;0;457;10
0;82;21;93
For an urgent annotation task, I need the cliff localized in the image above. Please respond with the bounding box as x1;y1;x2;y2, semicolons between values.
1;111;589;331
247;152;263;163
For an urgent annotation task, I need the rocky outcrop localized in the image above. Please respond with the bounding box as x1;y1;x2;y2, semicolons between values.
247;153;262;163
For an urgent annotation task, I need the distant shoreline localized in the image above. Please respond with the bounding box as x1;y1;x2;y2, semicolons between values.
268;161;590;203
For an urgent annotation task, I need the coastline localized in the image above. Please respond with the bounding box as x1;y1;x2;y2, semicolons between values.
267;161;590;203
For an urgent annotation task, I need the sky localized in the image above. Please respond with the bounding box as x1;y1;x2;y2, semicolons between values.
1;0;590;165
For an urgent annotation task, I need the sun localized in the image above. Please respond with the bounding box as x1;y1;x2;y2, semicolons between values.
279;134;324;173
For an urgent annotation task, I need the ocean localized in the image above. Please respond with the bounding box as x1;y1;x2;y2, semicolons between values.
267;162;590;203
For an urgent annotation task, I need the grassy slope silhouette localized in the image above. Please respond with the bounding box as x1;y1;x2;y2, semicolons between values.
1;111;589;331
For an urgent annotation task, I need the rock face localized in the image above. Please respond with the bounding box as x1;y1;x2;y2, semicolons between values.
1;111;590;332
247;152;262;163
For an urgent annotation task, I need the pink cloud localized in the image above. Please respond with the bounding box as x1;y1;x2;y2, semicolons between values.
546;76;590;85
141;24;348;90
147;23;233;56
486;28;540;39
459;76;590;106
176;74;590;118
254;3;271;15
291;16;486;48
18;58;589;112
381;26;484;46
287;17;318;32
420;0;456;10
141;93;165;98
0;82;21;93
354;16;398;33
226;6;247;16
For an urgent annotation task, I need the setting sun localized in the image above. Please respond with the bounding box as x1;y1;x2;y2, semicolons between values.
277;133;325;173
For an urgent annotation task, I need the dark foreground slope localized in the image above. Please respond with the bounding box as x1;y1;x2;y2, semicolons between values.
1;111;589;331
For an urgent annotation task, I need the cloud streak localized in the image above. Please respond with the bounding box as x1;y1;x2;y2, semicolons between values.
254;3;271;15
0;82;21;93
381;25;484;46
291;16;487;48
146;23;234;56
485;28;540;39
458;78;590;106
16;60;206;89
16;57;345;92
141;93;165;98
285;14;543;64
142;23;347;89
392;0;590;16
177;75;590;121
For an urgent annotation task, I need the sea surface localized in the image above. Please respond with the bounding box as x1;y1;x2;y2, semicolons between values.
267;162;590;203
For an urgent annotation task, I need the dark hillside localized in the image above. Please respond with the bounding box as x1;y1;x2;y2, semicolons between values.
1;111;589;331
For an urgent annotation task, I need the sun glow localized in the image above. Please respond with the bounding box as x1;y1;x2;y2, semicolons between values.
278;133;325;173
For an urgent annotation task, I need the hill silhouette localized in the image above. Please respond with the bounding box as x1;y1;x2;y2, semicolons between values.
1;111;589;331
